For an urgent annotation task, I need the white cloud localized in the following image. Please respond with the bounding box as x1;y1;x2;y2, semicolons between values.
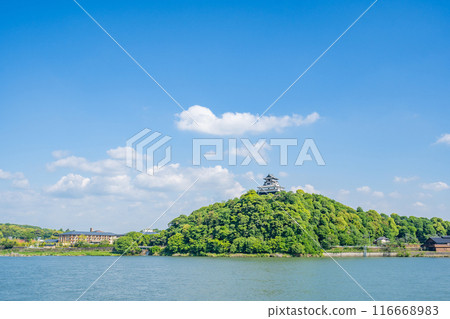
436;134;450;145
135;164;245;199
176;105;320;135
422;182;449;191
357;186;384;198
12;178;30;189
3;145;250;232
388;191;401;199
47;157;245;201
106;146;129;160
413;201;425;208
356;186;371;193
291;184;320;194
339;189;350;196
243;171;256;181
372;191;384;198
47;147;246;200
0;169;13;179
52;150;71;159
242;171;264;183
47;155;128;175
418;192;432;199
278;171;288;177
46;173;91;197
228;140;271;163
0;169;29;189
394;176;418;183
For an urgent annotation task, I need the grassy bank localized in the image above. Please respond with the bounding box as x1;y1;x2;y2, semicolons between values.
2;246;447;258
0;249;120;256
169;252;294;258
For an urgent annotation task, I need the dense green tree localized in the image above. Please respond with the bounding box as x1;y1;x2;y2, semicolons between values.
166;233;186;254
150;246;161;255
0;223;60;240
113;236;141;255
0;239;15;249
117;190;450;256
74;241;90;248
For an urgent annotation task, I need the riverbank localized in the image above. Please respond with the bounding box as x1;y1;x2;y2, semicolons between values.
326;251;450;257
0;247;119;257
169;251;450;258
2;247;449;258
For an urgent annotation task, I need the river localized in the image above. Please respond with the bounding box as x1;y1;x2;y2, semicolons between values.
0;256;448;301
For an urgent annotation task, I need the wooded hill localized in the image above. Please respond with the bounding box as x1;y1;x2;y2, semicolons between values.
141;190;449;256
0;223;60;240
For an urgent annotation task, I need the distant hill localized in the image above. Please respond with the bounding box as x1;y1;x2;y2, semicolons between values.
0;223;60;240
144;190;449;256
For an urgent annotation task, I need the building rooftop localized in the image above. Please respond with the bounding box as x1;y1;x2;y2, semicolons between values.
427;236;450;244
264;174;278;180
59;231;121;236
257;174;284;195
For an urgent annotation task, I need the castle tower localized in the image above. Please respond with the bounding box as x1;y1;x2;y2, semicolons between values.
257;174;284;195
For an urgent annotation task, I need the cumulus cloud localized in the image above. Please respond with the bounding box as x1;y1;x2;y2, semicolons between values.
46;147;246;200
52;150;71;159
291;184;321;194
4;142;251;231
46;173;91;197
413;201;425;207
0;169;29;189
12;178;30;188
356;186;371;193
436;134;450;145
0;169;13;179
418;192;432;199
135;164;245;199
422;182;449;191
47;155;128;175
176;105;320;135
228;140;271;164
106;146;129;160
394;176;418;183
242;171;264;183
372;191;385;198
278;171;288;177
357;186;384;198
388;191;401;199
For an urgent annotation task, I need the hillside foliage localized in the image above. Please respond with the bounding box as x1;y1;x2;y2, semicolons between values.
137;190;449;256
0;223;60;240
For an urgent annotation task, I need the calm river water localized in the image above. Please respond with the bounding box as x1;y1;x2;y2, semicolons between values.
0;256;448;301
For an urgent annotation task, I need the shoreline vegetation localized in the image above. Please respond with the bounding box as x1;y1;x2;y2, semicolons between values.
2;190;450;258
0;249;119;257
2;247;450;258
112;190;450;257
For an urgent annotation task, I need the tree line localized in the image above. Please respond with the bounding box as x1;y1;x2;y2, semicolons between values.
0;223;61;241
115;190;450;256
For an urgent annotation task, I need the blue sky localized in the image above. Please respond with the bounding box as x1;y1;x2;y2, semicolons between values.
0;0;449;232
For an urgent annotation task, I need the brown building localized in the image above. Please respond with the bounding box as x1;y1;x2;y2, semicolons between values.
58;228;122;245
422;236;450;252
